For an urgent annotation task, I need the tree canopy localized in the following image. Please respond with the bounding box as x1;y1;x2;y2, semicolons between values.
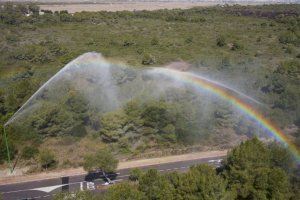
83;148;118;173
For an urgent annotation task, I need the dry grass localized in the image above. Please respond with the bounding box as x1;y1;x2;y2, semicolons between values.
41;135;106;168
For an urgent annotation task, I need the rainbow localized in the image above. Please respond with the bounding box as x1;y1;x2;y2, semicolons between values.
154;68;300;162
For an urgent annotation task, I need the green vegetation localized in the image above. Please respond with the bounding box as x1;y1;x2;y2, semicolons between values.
54;191;100;200
39;149;57;170
129;168;144;181
105;183;145;200
21;146;39;160
221;138;293;199
83;148;118;173
0;2;299;175
56;138;299;200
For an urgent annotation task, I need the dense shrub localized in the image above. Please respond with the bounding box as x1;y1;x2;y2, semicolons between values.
142;53;156;65
129;168;144;181
216;36;226;47
21;146;39;160
39;149;57;170
230;41;243;50
279;32;299;45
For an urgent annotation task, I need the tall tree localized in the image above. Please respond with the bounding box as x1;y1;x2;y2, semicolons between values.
83;148;118;180
221;138;291;199
105;182;144;200
171;164;227;200
138;169;175;200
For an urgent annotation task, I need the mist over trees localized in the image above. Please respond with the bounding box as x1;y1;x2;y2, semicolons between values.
0;1;299;193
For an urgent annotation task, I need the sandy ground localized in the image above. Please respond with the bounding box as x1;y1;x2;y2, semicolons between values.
39;2;217;13
0;150;227;185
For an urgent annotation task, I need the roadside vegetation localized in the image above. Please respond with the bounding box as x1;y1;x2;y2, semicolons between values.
54;138;299;200
0;2;299;176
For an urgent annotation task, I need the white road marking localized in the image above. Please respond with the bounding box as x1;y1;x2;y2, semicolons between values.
80;182;83;191
2;181;83;194
33;184;67;193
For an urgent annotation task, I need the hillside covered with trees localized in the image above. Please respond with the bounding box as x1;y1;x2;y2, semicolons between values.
0;2;299;175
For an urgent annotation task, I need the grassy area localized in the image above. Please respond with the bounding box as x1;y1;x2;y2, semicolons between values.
0;4;299;171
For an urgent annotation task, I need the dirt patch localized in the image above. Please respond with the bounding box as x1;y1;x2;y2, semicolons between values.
39;2;215;13
118;150;227;169
165;61;191;72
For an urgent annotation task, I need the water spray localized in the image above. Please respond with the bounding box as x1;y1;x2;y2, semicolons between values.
3;52;298;164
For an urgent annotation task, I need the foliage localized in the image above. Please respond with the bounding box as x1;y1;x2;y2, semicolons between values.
220;138;292;200
39;149;56;170
105;182;145;200
83;148;118;173
103;140;296;200
142;53;156;65
20;138;300;199
100;110;128;142
129;168;144;181
53;191;98;200
0;3;299;178
0;128;16;164
216;36;226;47
138;169;175;200
170;165;227;200
279;32;299;45
21;146;39;160
276;60;300;79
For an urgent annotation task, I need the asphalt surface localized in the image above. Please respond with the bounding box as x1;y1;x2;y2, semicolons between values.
0;156;224;200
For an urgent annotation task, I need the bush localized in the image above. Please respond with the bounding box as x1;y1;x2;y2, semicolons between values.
230;41;243;50
54;191;97;200
151;37;159;46
6;35;19;43
279;32;298;45
216;36;226;47
83;148;118;173
105;182;145;200
129;168;144;181
185;36;193;44
22;146;39;160
142;54;156;65
69;124;87;137
39;149;56;170
276;60;300;78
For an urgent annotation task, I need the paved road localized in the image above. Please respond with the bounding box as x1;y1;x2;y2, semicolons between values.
0;156;224;200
